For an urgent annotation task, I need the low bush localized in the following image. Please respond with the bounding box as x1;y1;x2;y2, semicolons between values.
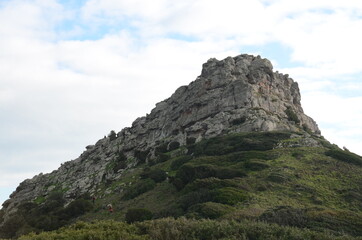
176;164;245;186
188;202;234;219
326;149;362;166
260;206;308;228
170;155;193;170
285;106;300;124
212;187;247;205
141;168;167;183
183;178;236;192
59;199;93;220
122;179;156;200
134;149;150;163
16;217;362;240
306;209;362;236
244;159;270;171
267;172;290;183
125;208;153;223
189;132;291;156
168;141;180;151
178;189;213;210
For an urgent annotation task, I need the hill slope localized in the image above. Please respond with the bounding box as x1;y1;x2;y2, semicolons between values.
1;54;361;239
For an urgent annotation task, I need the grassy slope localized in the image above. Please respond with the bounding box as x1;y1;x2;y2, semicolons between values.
2;131;362;239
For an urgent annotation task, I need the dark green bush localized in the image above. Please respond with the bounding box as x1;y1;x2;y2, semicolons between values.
122;179;156;200
190;132;291;156
326;149;362;166
244;159;270;171
285;106;300;124
168;141;180;151
215;167;246;179
155;153;170;164
188;202;234;219
176;164;245;186
186;137;196;145
178;189;213;210
155;142;168;154
134;149;150;163
141;168;167;183
40;192;65;213
60;199;93;220
306;209;362;236
0;215;25;239
16;217;362;240
231;117;246;125
125;208;153;223
260;206;308;228
212;187;247;205
267;172;290;183
184;178;236;192
170;155;193;170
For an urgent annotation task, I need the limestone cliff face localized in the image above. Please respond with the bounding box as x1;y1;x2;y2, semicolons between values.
1;54;320;223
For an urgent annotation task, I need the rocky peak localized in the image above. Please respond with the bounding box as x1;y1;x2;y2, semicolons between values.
1;54;320;223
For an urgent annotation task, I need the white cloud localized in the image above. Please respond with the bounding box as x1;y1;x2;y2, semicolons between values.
1;0;362;206
302;91;362;155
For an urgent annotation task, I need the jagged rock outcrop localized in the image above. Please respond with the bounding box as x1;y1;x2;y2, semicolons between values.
0;54;320;224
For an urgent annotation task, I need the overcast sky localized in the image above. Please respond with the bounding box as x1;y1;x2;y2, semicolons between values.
1;0;362;206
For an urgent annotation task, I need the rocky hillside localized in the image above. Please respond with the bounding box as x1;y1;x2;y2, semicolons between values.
2;54;361;239
1;54;320;215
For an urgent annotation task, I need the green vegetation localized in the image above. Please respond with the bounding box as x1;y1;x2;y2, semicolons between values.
326;149;362;166
1;131;362;239
125;208;153;223
10;218;362;240
285;106;300;124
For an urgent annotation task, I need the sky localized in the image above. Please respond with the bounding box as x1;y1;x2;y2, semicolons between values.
1;0;362;206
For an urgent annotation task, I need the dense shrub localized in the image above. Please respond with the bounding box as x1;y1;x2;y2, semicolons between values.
215;167;246;179
306;209;362;236
285;106;300;124
16;217;362;240
326;149;362;166
40;191;65;213
231;117;246;125
0;215;25;239
60;199;93;220
190;132;291;156
154;153;170;164
188;202;234;219
141;217;353;240
170;155;193;170
141;168;167;183
183;178;236;192
260;206;308;228
176;164;245;186
125;208;153;223
155;142;168;154
168;141;180;151
212;187;247;205
178;189;213;210
122;179;156;200
186;137;196;145
18;220;146;240
267;172;290;183
244;159;270;171
134;149;150;163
